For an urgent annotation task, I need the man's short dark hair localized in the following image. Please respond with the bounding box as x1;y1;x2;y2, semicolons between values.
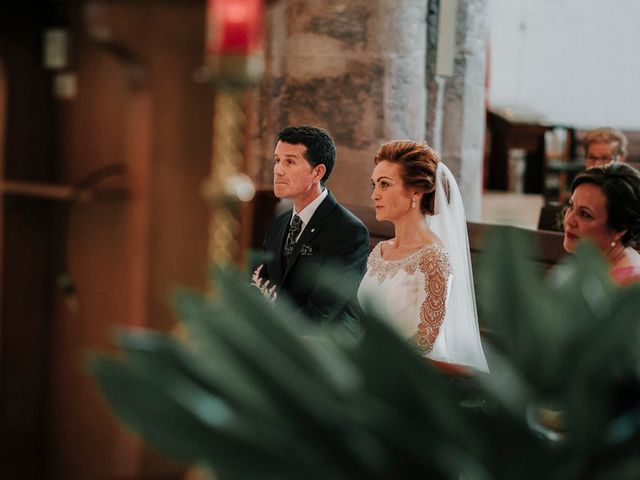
277;125;336;184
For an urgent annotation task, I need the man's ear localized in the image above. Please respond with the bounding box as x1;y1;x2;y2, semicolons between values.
314;164;326;182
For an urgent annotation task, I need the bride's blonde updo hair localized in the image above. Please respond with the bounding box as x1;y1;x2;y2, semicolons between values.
374;140;440;215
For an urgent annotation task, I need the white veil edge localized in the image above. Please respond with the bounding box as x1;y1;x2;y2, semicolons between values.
427;163;489;372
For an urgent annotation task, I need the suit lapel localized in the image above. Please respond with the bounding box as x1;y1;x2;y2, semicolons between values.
270;213;290;283
282;192;337;278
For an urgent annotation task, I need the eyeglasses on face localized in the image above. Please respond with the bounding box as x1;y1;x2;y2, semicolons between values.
585;154;619;163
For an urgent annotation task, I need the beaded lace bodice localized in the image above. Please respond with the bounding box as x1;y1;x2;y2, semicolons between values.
359;241;452;356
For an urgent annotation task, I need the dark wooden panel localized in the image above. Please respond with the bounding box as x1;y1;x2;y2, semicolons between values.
0;4;61;478
486;110;552;193
1;2;209;479
1;199;55;480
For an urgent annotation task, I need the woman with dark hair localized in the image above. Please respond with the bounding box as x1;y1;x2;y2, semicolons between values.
357;140;488;372
563;162;640;285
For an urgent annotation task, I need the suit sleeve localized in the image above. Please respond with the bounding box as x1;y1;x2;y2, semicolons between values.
258;225;272;281
255;213;285;283
298;217;370;322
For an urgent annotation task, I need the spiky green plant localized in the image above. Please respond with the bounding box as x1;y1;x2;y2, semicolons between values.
89;227;640;480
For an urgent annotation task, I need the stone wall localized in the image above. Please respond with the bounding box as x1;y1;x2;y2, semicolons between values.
434;0;488;220
253;0;487;220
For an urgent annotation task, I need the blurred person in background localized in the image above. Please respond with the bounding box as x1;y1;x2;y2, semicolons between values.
584;127;628;169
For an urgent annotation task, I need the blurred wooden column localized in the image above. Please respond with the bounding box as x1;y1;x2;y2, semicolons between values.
186;3;264;478
200;0;265;273
188;2;267;479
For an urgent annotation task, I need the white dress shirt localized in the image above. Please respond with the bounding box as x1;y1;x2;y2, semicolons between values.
290;188;328;241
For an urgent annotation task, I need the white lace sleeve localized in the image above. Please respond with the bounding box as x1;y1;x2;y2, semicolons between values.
410;246;451;354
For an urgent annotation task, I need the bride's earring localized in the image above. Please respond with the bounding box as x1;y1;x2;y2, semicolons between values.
611;240;617;247
411;197;417;208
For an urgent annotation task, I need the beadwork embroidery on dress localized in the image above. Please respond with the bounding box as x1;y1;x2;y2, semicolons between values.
412;250;451;353
366;242;450;283
366;241;451;354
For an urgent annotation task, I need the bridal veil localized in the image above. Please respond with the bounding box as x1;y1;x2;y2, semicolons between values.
427;163;488;372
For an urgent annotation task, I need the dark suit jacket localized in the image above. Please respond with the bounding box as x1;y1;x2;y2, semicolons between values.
261;191;369;324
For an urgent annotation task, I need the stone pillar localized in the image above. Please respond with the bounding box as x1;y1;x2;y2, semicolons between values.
427;0;488;221
254;0;429;207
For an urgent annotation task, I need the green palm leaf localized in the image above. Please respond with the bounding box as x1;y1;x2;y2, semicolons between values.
89;228;640;480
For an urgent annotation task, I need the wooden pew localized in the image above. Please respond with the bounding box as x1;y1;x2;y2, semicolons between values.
467;221;566;272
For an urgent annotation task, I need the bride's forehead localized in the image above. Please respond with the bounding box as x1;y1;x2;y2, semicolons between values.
373;160;403;178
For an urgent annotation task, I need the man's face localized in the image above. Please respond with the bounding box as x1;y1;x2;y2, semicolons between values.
585;141;620;169
273;141;324;203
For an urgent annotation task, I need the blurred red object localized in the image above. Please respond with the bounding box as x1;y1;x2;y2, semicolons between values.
206;0;264;55
429;359;473;377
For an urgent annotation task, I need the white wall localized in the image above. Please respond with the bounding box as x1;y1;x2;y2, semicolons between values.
488;0;640;130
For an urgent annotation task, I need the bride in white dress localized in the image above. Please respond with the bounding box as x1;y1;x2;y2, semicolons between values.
357;140;488;372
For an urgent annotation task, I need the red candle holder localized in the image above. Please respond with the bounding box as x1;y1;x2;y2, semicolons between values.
205;0;264;84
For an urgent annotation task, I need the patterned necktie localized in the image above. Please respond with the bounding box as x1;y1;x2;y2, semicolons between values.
283;214;303;260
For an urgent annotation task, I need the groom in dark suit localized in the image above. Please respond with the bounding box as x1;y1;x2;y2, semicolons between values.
258;125;369;324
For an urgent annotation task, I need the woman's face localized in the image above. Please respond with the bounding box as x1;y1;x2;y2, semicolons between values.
371;160;415;222
563;183;621;253
585;141;620;169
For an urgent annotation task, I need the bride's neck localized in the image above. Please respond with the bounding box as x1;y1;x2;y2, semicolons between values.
392;214;430;247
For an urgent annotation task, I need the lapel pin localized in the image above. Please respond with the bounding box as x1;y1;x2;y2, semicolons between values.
311;228;316;233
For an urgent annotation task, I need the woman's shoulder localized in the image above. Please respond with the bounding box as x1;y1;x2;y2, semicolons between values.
415;243;451;276
610;249;640;286
377;239;447;259
611;264;640;286
368;240;449;279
